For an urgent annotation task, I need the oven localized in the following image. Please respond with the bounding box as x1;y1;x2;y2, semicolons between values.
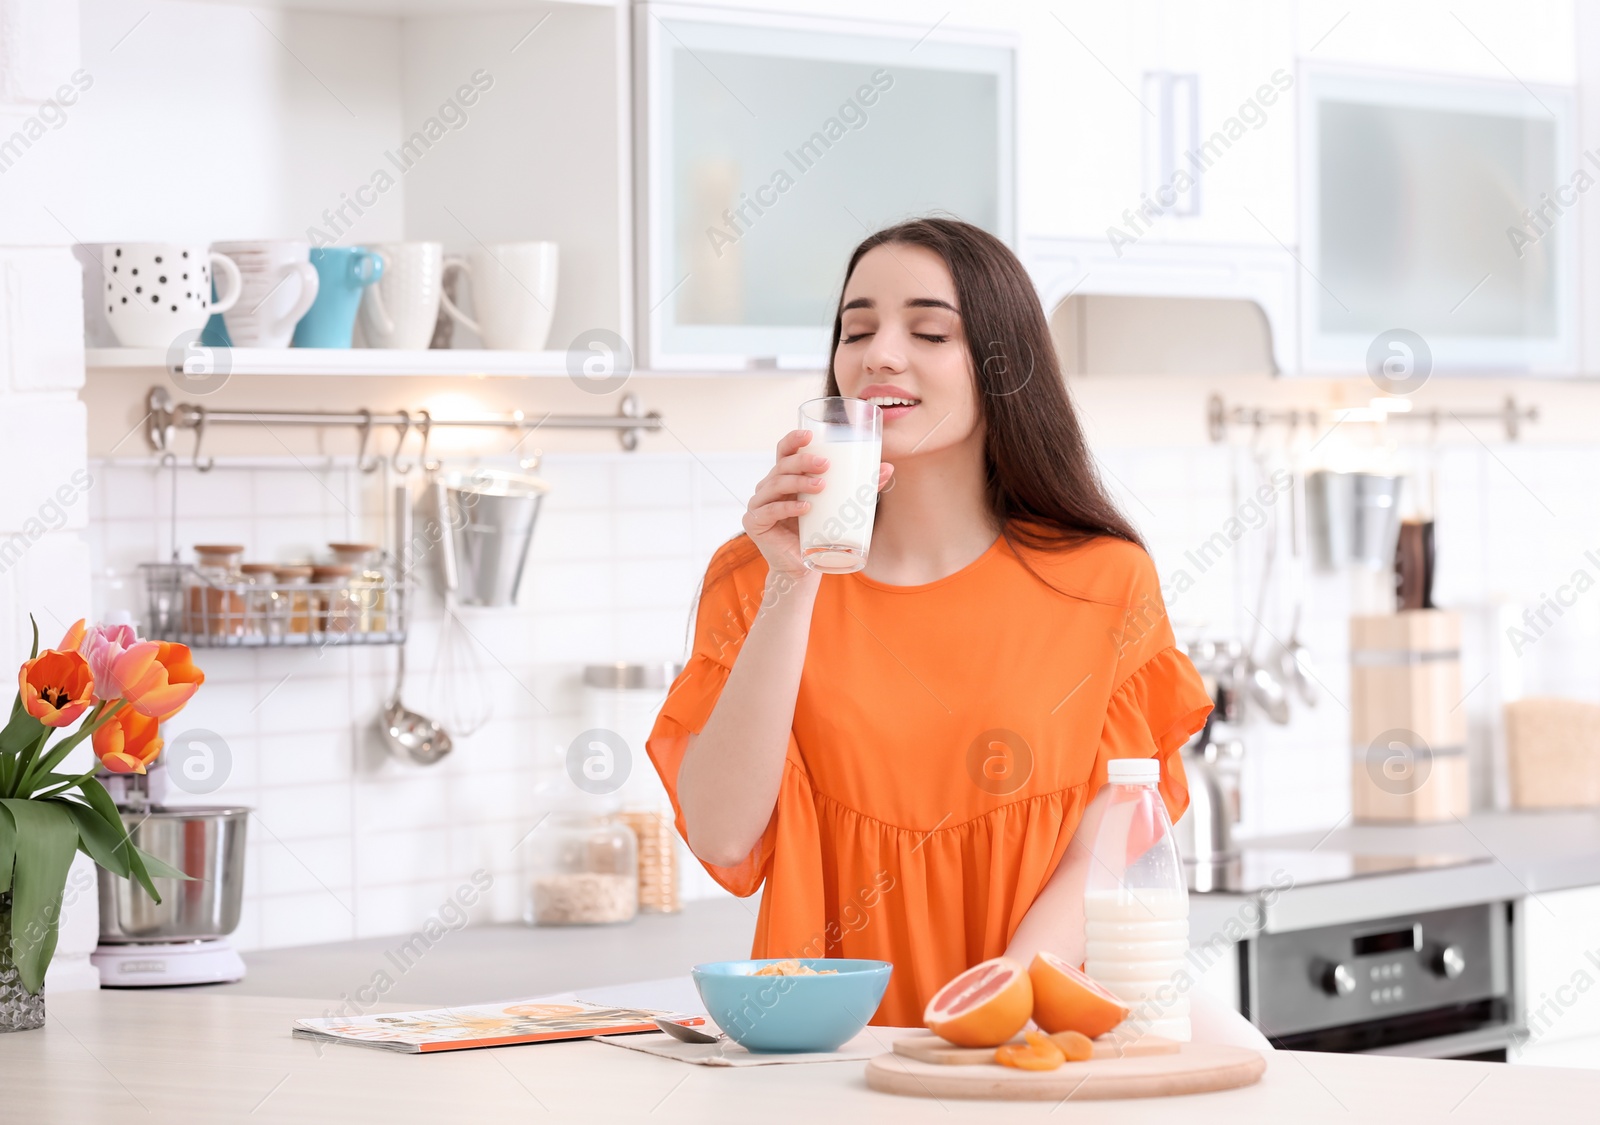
1240;901;1518;1061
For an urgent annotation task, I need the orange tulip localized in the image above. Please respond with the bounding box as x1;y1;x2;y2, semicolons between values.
19;649;95;728
58;618;87;652
92;706;164;774
110;641;204;720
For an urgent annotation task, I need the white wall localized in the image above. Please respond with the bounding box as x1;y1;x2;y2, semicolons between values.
0;0;99;990
399;5;623;346
3;0;406;246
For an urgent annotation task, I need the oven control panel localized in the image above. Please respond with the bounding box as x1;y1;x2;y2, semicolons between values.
1244;902;1509;1039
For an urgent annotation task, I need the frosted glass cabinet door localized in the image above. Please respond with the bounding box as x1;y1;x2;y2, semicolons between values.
639;7;1015;370
1301;69;1577;376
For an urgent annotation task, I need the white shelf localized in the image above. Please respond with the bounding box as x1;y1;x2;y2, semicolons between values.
86;347;573;378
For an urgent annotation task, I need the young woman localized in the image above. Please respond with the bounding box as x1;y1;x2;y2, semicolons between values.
646;218;1212;1028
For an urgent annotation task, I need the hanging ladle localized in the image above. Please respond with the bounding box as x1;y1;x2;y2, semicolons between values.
380;482;452;765
383;643;452;766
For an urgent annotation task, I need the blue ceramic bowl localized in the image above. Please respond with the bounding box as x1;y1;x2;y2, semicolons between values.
690;959;893;1053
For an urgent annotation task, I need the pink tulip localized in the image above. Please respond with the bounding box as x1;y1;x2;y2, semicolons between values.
73;621;143;702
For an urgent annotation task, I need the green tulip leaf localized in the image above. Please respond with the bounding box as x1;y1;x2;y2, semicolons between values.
0;798;78;995
0;803;14;895
132;845;189;883
72;780;173;902
123;841;159;904
51;798;130;878
0;706;44;756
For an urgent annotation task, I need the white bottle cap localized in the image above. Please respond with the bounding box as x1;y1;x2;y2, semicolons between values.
1107;758;1160;786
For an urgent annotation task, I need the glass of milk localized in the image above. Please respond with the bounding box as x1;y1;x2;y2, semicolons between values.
797;397;883;574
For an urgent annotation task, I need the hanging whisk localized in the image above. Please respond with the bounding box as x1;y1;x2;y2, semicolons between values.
429;594;495;737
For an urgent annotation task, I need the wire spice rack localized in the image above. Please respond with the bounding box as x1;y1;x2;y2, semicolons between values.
141;561;409;648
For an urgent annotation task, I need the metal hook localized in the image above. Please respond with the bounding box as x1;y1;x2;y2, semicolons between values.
356;409;382;473
392;409;413;474
417;409;438;474
192;405;215;473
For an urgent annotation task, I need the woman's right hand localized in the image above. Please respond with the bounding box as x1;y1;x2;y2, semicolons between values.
743;429;828;581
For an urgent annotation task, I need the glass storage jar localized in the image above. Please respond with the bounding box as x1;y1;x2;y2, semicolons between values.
188;544;245;638
328;543;385;632
523;813;638;926
271;565;313;637
310;564;355;637
238;563;278;639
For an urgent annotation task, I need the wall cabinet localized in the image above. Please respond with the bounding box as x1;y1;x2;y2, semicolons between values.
52;0;1594;380
636;3;1014;370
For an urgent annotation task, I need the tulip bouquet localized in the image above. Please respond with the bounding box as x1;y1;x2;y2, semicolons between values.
0;618;204;1027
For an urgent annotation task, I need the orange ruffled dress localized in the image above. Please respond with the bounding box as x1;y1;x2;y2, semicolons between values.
646;531;1213;1027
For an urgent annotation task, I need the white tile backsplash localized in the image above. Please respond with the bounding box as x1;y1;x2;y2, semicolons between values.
92;450;765;951
90;439;1595;949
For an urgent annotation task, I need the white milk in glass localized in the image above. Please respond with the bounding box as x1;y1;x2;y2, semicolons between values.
798;426;881;573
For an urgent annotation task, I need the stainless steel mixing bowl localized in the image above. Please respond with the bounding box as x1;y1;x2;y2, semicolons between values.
97;805;249;943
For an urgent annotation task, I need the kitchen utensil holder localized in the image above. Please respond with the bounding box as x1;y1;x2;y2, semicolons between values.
140;561;409;647
145;385;664;473
1206;393;1537;444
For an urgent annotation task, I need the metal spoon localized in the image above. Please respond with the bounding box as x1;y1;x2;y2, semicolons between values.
382;643;453;765
1243;450;1290;725
1276;604;1320;708
653;1018;725;1044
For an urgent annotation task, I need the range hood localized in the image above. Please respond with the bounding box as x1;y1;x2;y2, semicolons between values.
1023;236;1295;377
1050;294;1278;378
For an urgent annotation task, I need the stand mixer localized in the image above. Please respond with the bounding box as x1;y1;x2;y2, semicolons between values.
90;766;250;987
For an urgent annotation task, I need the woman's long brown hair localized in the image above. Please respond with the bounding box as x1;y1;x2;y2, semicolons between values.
702;216;1143;596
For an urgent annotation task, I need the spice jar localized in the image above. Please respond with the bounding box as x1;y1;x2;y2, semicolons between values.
617;808;680;914
328;543;385;632
311;564;355;637
582;665;684;914
238;563;278;639
188;544;245;638
271;565;313;637
524;812;638;926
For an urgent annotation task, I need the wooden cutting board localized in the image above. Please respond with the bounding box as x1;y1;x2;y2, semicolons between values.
866;1043;1266;1101
892;1033;1181;1065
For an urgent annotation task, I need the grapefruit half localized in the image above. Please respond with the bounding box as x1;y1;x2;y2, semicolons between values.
923;956;1033;1047
1029;951;1130;1037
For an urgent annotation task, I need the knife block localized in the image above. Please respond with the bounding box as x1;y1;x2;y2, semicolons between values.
1349;610;1469;823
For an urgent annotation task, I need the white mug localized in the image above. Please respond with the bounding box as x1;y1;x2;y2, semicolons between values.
359;242;445;350
102;243;242;349
213;240;320;348
441;241;558;351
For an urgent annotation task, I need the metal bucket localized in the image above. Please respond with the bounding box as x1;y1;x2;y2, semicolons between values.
436;469;550;607
1305;470;1404;572
98;806;249;943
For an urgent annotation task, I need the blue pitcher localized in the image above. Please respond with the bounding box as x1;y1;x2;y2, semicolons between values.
293;248;383;348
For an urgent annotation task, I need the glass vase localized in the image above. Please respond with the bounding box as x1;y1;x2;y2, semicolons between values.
0;892;46;1032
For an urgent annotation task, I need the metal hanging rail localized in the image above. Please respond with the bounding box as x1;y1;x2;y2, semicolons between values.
145;386;664;472
1206;393;1538;444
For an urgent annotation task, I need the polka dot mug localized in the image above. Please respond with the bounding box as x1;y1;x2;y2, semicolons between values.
101;243;243;349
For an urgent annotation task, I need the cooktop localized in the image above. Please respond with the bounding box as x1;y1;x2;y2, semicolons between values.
1186;848;1492;895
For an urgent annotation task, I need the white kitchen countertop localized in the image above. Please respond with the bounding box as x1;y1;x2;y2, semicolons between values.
1190;808;1600;938
197;897;762;1010
6;987;1597;1123
191;809;1600;1017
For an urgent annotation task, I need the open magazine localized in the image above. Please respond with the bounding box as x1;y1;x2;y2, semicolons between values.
293;999;707;1054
